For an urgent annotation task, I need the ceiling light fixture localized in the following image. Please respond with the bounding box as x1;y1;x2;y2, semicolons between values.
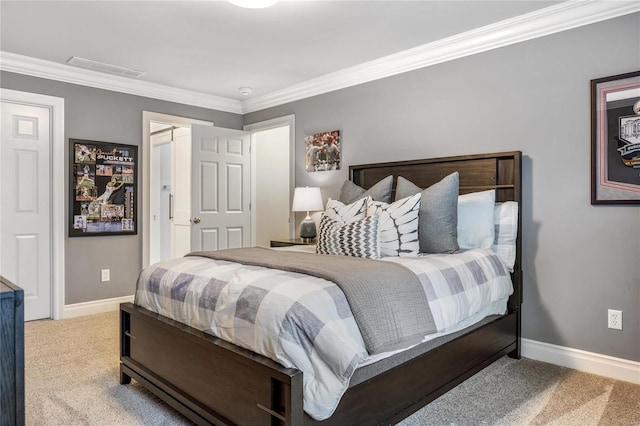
238;87;253;96
229;0;278;9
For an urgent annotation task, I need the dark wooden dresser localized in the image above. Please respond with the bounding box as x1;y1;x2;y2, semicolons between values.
0;276;25;426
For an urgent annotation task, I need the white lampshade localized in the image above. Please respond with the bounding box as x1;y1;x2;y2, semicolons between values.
292;187;323;213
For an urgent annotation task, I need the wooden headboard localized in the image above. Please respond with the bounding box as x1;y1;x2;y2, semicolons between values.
349;151;523;317
350;151;521;203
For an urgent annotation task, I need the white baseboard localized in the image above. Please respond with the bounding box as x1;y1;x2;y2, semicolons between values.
63;295;134;319
58;305;640;384
522;338;640;385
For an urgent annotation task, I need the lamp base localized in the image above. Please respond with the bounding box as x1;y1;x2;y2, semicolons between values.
299;217;317;239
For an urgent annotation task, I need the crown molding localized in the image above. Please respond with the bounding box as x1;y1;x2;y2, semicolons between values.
0;51;243;114
2;1;638;115
241;0;640;113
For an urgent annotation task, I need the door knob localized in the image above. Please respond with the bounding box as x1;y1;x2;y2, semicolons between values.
192;217;201;224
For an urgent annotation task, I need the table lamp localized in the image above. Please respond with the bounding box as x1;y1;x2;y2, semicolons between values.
292;186;323;240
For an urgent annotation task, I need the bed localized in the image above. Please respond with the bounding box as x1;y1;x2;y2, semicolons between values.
120;151;522;425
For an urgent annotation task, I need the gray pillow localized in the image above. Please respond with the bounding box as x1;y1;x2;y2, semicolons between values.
339;175;393;204
396;173;459;254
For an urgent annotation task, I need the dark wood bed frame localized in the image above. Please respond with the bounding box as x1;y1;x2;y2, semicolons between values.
120;151;522;425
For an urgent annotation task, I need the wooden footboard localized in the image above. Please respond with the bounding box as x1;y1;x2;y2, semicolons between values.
120;303;517;426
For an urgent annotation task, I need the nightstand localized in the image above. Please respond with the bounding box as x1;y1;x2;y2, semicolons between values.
270;238;316;247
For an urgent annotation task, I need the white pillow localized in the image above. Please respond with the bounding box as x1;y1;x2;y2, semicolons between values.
492;201;518;271
325;196;370;225
457;190;495;250
367;193;421;257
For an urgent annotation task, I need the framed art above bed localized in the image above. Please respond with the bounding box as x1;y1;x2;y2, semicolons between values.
120;150;522;426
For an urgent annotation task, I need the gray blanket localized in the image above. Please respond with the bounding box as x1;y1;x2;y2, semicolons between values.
187;247;436;354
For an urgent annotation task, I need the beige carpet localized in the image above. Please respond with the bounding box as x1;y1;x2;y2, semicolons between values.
25;311;640;425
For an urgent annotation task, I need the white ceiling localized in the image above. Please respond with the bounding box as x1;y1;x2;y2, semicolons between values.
0;1;553;94
1;1;562;98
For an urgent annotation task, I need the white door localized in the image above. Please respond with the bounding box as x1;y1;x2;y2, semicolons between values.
191;125;251;251
0;100;51;320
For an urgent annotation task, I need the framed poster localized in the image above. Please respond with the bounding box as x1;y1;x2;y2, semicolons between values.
591;71;640;205
69;139;138;236
304;130;340;172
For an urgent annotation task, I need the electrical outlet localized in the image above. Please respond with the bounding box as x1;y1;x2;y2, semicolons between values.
101;269;110;282
608;309;622;330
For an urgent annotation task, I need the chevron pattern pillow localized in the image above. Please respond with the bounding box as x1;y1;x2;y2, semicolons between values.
367;193;421;257
316;213;380;259
324;196;370;225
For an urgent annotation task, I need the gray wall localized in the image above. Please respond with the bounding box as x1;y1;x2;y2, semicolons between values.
244;14;640;361
1;71;243;304
1;13;638;361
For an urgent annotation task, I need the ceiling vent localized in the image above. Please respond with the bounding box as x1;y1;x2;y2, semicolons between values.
67;56;145;78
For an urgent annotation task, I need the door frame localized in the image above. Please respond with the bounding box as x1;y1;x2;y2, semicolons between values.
243;114;296;245
141;111;213;268
0;88;65;320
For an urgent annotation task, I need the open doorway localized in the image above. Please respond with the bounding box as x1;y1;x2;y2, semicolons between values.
142;112;213;267
246;115;295;247
143;112;295;264
149;123;191;264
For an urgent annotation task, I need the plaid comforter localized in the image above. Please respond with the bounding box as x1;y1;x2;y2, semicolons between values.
135;249;512;420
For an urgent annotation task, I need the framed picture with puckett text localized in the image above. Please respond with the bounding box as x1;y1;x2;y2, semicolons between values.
591;71;640;205
69;139;138;236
